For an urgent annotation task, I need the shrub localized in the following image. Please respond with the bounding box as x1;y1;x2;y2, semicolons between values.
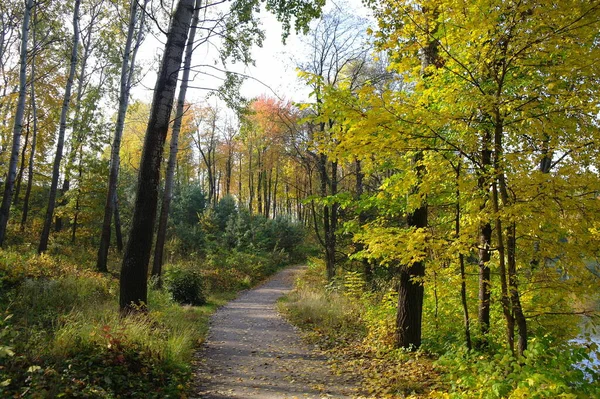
165;267;206;306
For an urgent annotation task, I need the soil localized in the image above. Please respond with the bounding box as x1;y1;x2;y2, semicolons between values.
193;265;362;399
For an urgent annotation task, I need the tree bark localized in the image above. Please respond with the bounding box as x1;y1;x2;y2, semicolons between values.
13;114;29;206
120;0;194;313
395;5;436;349
355;159;372;286
477;129;493;338
492;179;515;353
97;0;146;271
38;0;80;253
396;160;427;349
455;161;471;349
21;9;38;231
152;0;201;284
114;193;124;251
0;0;33;247
56;14;94;232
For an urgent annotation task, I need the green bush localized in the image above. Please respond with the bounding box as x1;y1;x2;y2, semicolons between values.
436;337;600;398
165;267;206;306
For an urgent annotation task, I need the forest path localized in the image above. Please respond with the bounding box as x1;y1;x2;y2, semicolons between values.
193;265;361;399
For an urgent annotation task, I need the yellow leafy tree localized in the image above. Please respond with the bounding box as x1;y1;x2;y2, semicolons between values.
317;0;600;356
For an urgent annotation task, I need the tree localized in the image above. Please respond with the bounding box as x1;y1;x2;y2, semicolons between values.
298;12;370;281
0;0;33;247
97;0;149;272
152;0;202;285
120;0;195;312
38;0;81;253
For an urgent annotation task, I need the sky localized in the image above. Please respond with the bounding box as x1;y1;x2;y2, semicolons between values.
132;0;371;107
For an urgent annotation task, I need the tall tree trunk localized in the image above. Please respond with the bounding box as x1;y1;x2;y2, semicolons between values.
318;152;334;280
495;116;527;355
396;156;427;349
0;0;33;247
114;192;124;251
248;143;253;213
13;114;29;206
21;11;37;231
38;0;80;254
455;160;472;349
395;5;437;349
238;154;243;204
272;166;278;218
492;179;515;353
152;0;200;284
355;159;372;286
478;130;493;338
120;0;194;313
97;0;146;271
328;160;338;276
71;150;82;243
56;19;94;233
265;169;271;218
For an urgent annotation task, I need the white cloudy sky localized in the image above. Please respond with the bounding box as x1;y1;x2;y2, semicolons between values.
132;0;371;106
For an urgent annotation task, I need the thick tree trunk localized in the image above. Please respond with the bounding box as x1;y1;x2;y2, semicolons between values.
97;0;146;271
0;0;33;246
152;0;200;284
395;5;436;348
120;0;194;313
396;262;425;348
396;183;427;349
38;0;80;254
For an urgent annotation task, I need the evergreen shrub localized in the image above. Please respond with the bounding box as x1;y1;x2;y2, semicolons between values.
165;267;206;306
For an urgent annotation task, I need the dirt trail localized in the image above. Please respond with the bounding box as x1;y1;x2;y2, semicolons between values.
193;265;361;399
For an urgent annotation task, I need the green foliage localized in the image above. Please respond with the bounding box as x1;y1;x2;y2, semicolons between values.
213;194;237;231
169;183;207;254
0;248;212;398
284;261;600;398
165;266;206;306
224;210;306;258
436;338;600;398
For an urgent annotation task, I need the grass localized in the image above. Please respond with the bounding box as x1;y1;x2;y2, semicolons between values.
281;259;600;399
0;243;295;398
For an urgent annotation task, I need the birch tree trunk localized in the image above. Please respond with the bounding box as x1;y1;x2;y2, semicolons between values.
56;12;95;232
21;7;38;231
152;0;201;284
120;0;194;312
0;0;33;247
13;115;29;206
97;0;147;271
38;0;81;253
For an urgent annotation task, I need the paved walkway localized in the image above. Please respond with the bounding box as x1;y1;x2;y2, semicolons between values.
193;265;361;399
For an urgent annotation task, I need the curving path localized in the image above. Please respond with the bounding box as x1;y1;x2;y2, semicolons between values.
193;265;361;399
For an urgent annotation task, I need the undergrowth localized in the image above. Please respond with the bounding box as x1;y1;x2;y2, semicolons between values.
281;258;600;398
0;239;296;398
